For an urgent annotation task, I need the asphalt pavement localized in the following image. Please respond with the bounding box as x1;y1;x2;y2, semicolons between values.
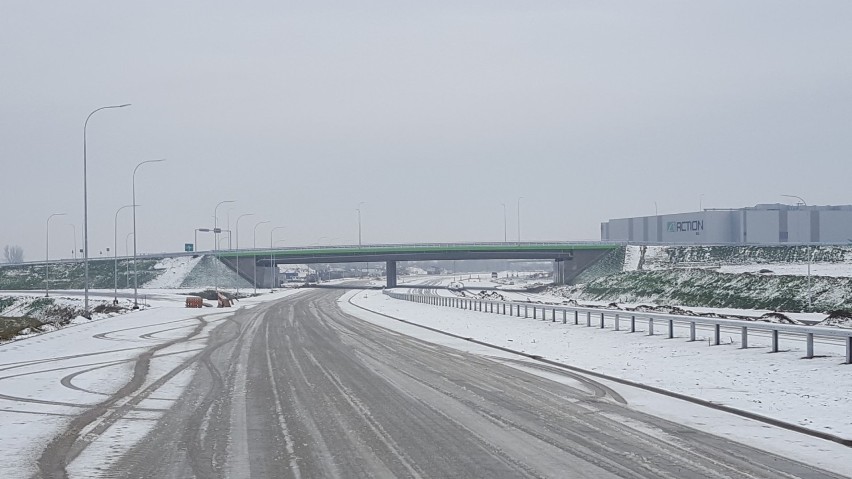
38;289;847;478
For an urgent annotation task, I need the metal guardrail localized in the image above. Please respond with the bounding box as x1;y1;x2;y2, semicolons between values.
382;290;852;364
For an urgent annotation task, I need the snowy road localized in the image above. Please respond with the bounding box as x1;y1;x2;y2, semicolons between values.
27;288;846;478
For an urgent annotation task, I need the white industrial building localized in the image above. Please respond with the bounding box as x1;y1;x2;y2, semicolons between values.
601;204;852;244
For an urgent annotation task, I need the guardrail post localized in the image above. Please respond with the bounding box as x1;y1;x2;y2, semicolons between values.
648;317;654;336
846;337;851;364
741;327;748;349
689;322;696;341
586;311;591;327
614;314;620;331
524;305;529;318
600;313;605;329
562;310;567;324
668;319;674;339
714;324;721;345
574;310;578;325
806;333;814;359
771;330;779;352
630;315;635;333
552;308;556;322
533;307;537;320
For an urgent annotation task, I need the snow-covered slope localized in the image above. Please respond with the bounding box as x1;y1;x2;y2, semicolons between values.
143;256;203;288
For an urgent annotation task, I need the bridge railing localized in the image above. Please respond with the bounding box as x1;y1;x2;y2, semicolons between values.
381;290;852;365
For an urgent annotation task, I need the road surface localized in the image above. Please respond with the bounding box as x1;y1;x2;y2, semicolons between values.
38;289;846;478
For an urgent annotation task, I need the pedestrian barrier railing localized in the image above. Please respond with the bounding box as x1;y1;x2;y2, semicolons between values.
382;290;852;364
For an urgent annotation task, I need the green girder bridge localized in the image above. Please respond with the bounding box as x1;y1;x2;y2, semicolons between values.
216;242;620;288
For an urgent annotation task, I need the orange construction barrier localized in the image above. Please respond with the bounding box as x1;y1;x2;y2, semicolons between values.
185;296;203;308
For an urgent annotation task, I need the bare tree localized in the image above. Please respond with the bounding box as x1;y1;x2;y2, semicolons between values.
3;245;24;263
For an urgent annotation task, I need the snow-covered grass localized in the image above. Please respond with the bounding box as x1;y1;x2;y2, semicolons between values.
143;256;203;288
340;289;852;477
624;244;852;278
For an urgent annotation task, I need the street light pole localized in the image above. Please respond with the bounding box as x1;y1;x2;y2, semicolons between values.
114;204;136;303
213;200;235;293
357;202;366;247
517;197;524;245
235;213;254;296
45;213;66;297
782;194;812;310
194;228;215;253
67;223;77;261
83;103;130;316
501;203;507;243
125;232;133;288
253;220;269;294
132;159;165;309
270;226;286;291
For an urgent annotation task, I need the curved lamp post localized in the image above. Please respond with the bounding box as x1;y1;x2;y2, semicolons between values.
114;204;137;303
501;203;507;243
782;194;812;310
132;159;165;309
213;200;235;293
83;103;130;315
270;226;286;291
46;213;66;297
357;202;366;247
517;196;524;245
234;213;254;296
253;220;269;294
67;223;78;261
125;232;134;288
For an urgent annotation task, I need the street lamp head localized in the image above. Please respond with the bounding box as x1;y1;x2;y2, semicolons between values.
781;194;807;206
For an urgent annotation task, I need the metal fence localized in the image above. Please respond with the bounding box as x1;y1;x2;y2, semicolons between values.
382;290;852;365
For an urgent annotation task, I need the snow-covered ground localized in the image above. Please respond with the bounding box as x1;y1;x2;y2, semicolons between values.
624;244;852;278
0;288;300;478
341;288;852;477
716;263;852;277
142;256;203;288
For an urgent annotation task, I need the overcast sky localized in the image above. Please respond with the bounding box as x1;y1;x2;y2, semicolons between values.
2;1;851;259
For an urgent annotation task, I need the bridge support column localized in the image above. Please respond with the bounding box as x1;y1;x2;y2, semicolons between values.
553;259;567;285
386;261;397;288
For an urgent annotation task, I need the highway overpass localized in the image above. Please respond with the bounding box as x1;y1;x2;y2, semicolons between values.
217;242;620;288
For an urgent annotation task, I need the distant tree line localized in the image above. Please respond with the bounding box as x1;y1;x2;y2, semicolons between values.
3;245;24;263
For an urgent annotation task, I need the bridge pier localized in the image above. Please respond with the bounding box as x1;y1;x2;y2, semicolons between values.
386;261;397;288
553;259;567;285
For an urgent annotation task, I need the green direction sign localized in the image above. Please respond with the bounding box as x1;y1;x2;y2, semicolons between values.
185;243;194;252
